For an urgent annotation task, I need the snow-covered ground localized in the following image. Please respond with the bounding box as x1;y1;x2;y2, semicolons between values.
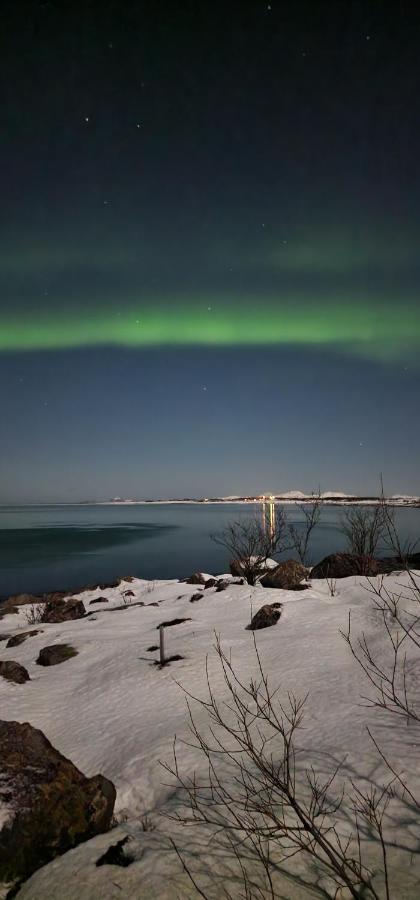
1;570;420;898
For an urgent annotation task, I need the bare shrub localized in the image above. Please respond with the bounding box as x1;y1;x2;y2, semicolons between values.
287;491;322;565
325;574;337;597
164;636;395;899
212;510;289;585
340;506;388;558
24;603;46;625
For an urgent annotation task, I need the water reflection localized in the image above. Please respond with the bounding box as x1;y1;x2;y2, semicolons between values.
261;495;276;539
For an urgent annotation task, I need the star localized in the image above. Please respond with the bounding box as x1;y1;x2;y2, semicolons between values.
136;123;141;128
207;306;212;311
84;116;90;123
202;386;207;391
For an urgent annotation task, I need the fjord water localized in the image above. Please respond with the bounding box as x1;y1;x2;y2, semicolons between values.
0;503;419;598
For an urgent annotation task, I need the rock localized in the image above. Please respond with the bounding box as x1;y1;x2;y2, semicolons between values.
377;552;420;573
204;578;217;589
247;602;282;631
0;635;9;642
216;580;230;592
42;597;86;623
229;558;277;581
0;720;115;889
229;558;247;577
6;630;43;649
89;597;109;605
183;572;207;585
310;553;381;579
36;644;78;666
261;559;308;590
0;661;30;684
190;592;204;603
122;590;135;598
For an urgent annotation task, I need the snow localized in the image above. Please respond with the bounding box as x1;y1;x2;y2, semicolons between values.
1;570;420;897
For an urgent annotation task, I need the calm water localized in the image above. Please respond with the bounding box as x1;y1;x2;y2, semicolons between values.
0;503;419;597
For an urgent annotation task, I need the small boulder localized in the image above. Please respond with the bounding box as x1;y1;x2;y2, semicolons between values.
0;661;30;684
310;553;381;579
183;572;207;585
42;597;86;623
89;597;109;605
261;559;308;590
0;720;115;890
37;644;78;667
0;635;9;642
247;602;282;631
190;592;204;603
216;580;229;592
204;578;217;589
6;630;43;649
123;590;135;598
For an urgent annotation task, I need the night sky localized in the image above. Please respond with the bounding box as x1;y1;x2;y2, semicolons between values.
1;1;419;502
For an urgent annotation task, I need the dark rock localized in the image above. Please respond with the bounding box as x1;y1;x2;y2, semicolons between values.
42;597;86;623
6;630;43;649
247;602;282;631
190;592;204;603
216;580;230;592
147;644;159;652
122;590;135;598
229;558;246;577
36;644;78;667
89;597;109;605
0;661;30;684
0;635;9;642
156;618;191;629
261;559;308;590
229;558;275;581
43;591;68;604
96;836;133;868
310;553;381;579
204;578;217;589
377;552;420;573
183;572;207;585
0;720;115;889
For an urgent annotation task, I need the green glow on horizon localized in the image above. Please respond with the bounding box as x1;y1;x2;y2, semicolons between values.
1;298;419;360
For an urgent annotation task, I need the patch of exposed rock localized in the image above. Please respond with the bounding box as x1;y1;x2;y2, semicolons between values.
310;553;381;579
261;559;308;589
182;572;208;585
0;720;115;891
6;630;43;649
247;602;282;630
36;644;78;666
41;597;86;623
0;661;30;684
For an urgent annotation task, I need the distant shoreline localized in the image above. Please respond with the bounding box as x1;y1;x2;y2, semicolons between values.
96;495;420;508
1;496;420;509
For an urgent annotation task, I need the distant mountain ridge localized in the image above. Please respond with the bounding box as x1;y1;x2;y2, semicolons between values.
104;492;420;507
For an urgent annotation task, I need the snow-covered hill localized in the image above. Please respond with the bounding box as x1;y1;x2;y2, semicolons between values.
1;570;420;898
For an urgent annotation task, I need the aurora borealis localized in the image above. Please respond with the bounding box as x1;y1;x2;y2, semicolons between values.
1;1;420;501
1;298;419;360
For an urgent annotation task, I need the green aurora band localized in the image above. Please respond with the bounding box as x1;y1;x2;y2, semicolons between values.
1;298;419;361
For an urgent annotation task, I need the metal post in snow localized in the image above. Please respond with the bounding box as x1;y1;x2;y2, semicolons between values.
159;625;165;666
